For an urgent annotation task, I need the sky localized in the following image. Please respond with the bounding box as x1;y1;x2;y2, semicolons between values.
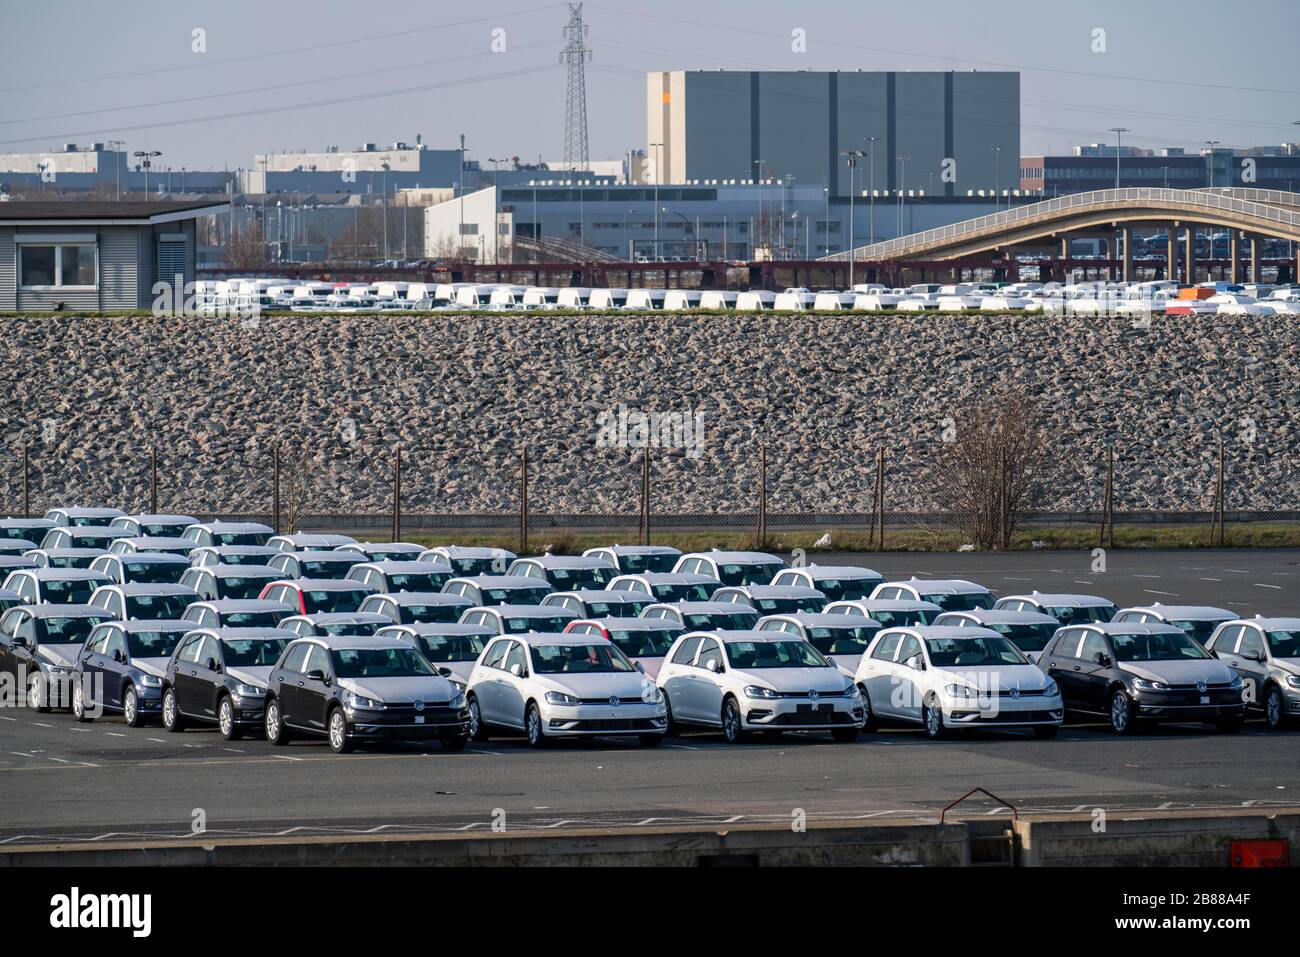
2;0;1298;172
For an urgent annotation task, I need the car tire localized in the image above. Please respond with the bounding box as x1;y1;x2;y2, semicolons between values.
122;684;144;728
26;673;50;714
922;696;947;739
161;687;184;732
264;697;290;745
467;695;490;741
1215;715;1243;734
327;707;353;754
441;735;469;752
71;678;92;723
721;696;746;744
831;726;860;743
1109;689;1138;735
525;702;549;748
1264;685;1289;731
1032;725;1059;739
638;734;663;748
858;684;879;732
662;697;680;737
218;696;242;741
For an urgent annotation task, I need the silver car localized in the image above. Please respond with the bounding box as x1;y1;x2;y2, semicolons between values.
1206;617;1300;731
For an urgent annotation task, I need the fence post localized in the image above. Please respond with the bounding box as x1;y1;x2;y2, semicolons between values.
1100;447;1115;549
874;448;885;551
641;446;650;546
1215;440;1226;547
392;445;402;543
272;443;281;534
22;445;30;519
997;448;1008;550
519;446;529;554
150;447;158;515
757;443;767;549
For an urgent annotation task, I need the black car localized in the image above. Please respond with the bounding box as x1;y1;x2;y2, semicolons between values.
1038;622;1245;734
71;619;191;726
162;627;296;740
0;604;113;711
263;635;470;753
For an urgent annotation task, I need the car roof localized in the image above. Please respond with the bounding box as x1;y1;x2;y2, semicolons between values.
547;589;643;601
1066;622;1187;636
660;601;757;614
381;622;495;636
30;568;112;581
878;625;1006;640
1226;616;1300;629
506;631;620;647
784;564;883;578
482;604;576;617
19;603;106;618
0;588;19;599
1003;592;1113;605
576;617;684;631
26;548;106;556
830;598;944;611
353;560;448;572
513;555;612;568
110;618;193;633
763;613;881;627
194;522;274;533
107;582;196;595
287;611;392;624
683;551;785;563
937;609;1060;625
886;578;990;593
686;629;802;643
614;572;715;583
50;507;125;518
119;536;194;547
203;564;280;577
717;585;822;597
370;591;469;606
0;518;55;528
204;627;297;640
277;578;374;591
1121;604;1236;619
584;545;681;556
57;527;132;538
117;553;190;564
429;546;516;558
195;599;295;611
294;634;409;651
280;550;361;560
120;513;198;523
197;544;278;554
447;575;547;588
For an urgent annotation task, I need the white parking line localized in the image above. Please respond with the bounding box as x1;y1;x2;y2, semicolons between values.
104;732;128;738
1201;577;1222;582
1143;589;1178;597
1254;583;1283;590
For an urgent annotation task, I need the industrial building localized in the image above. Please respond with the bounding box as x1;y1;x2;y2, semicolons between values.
645;70;1020;198
0;144;235;196
1020;144;1300;195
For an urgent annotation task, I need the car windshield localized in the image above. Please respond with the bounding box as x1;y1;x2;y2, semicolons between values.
124;594;191;619
320;621;381;636
504;616;572;634
218;577;272;599
302;589;367;613
126;629;188;658
43;579;97;603
141;523;189;537
214;531;271;546
485;587;551;605
387;572;450;591
224;611;283;627
47;555;97;569
806;626;878;655
814;578;879;602
223;638;290;666
300;560;355;577
684;611;759;630
219;553;270;566
1;526;44;541
123;562;186;585
725;639;827;669
586;600;646;617
1044;604;1117;624
618;553;678;574
37;615;109;643
1110;631;1211;662
69;516;115;527
415;633;487;662
925;592;994;611
983;622;1058;652
447;558;498;575
717;563;785;586
546;567;613;587
607;628;678;658
1265;630;1300;658
1169;619;1223;645
333;646;435;678
531;642;635;674
926;635;1026;666
872;609;935;627
652;582;712;601
749;595;827;614
403;604;462;624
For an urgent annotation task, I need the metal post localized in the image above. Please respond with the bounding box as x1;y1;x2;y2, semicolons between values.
22;445;30;519
998;448;1008;550
1100;447;1115;549
641;447;650;546
272;444;281;534
519;446;529;554
150;447;158;514
874;448;885;551
1215;440;1226;548
757;444;767;548
392;445;402;543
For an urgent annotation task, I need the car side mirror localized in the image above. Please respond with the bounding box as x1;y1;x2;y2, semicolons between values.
1095;652;1111;667
634;661;645;674
705;659;720;673
306;668;326;682
1243;650;1263;662
906;655;925;671
826;656;837;668
509;663;524;677
113;649;126;663
205;657;220;672
12;636;27;648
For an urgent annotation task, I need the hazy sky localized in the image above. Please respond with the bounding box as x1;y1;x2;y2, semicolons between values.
2;0;1297;171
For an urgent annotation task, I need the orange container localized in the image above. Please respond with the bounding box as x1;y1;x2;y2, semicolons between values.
1177;287;1215;300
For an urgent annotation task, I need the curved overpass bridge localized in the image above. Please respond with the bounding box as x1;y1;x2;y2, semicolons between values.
822;188;1300;283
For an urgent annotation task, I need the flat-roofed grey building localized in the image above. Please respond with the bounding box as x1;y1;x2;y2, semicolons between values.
647;70;1019;198
0;201;227;312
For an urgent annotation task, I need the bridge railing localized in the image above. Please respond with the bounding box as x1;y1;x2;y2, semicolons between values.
826;187;1300;261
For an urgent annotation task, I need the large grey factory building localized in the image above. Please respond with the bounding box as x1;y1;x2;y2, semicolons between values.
646;70;1020;197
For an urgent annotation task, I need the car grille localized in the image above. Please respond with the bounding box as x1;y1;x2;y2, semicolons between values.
774;689;846;698
995;688;1045;697
577;697;650;705
568;718;659;731
771;711;856;726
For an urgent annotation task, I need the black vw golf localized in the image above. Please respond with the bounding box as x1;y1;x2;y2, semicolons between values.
162;627;295;740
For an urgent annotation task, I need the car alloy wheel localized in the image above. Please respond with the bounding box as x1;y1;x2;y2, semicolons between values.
123;686;139;727
525;703;547;748
328;708;352;753
1110;690;1133;734
662;697;680;737
1266;687;1285;730
265;699;285;744
859;684;879;732
162;688;182;732
722;698;743;744
468;696;487;740
923;699;945;739
218;698;239;739
72;680;89;722
27;674;46;712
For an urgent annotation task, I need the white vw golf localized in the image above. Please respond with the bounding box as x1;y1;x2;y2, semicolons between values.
656;630;865;743
465;632;667;748
854;626;1063;739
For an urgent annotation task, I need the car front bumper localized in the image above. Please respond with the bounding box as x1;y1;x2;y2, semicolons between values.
542;701;666;736
742;696;864;730
347;706;472;740
1132;691;1245;722
940;694;1065;728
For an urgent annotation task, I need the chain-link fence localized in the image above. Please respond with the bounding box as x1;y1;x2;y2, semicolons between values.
2;438;1297;550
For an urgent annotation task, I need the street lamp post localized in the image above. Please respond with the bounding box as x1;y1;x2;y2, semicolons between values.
841;150;863;287
650;142;664;261
896;157;908;235
381;162;390;264
865;136;878;246
990;146;1001;212
133;150;161;196
1108;128;1130;190
753;158;765;258
1205;141;1221;265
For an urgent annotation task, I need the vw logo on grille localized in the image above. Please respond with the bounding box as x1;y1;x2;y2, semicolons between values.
808;689;818;701
609;695;621;707
1009;688;1021;699
1196;680;1207;693
413;699;425;712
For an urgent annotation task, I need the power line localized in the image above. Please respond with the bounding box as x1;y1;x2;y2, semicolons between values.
561;3;593;171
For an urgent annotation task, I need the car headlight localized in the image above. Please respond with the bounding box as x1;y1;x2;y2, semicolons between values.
744;685;779;699
1132;678;1170;692
44;665;71;677
641;682;663;704
845;681;861;699
448;690;467;710
945;683;979;698
1227;674;1242;690
342;690;385;710
1287;675;1300;690
544;691;580;706
234;682;264;698
137;674;163;688
1042;679;1059;697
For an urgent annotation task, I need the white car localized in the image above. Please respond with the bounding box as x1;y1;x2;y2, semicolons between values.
756;612;882;677
656;630;864;743
870;579;995;612
465;632;667;748
854;626;1062;739
769;564;885;602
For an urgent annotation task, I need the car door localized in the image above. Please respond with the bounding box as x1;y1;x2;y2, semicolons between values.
296;644;333;731
274;642;310;725
659;636;701;719
858;632;902;715
170;635;204;716
1226;625;1268;710
78;626;113;710
1076;631;1113;712
176;635;215;715
691;638;726;725
497;641;529;728
472;639;509;724
100;627;130;710
1041;629;1083;706
891;635;926;721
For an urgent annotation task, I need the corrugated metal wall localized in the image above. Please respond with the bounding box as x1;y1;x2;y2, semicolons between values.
98;226;138;311
0;227;15;311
